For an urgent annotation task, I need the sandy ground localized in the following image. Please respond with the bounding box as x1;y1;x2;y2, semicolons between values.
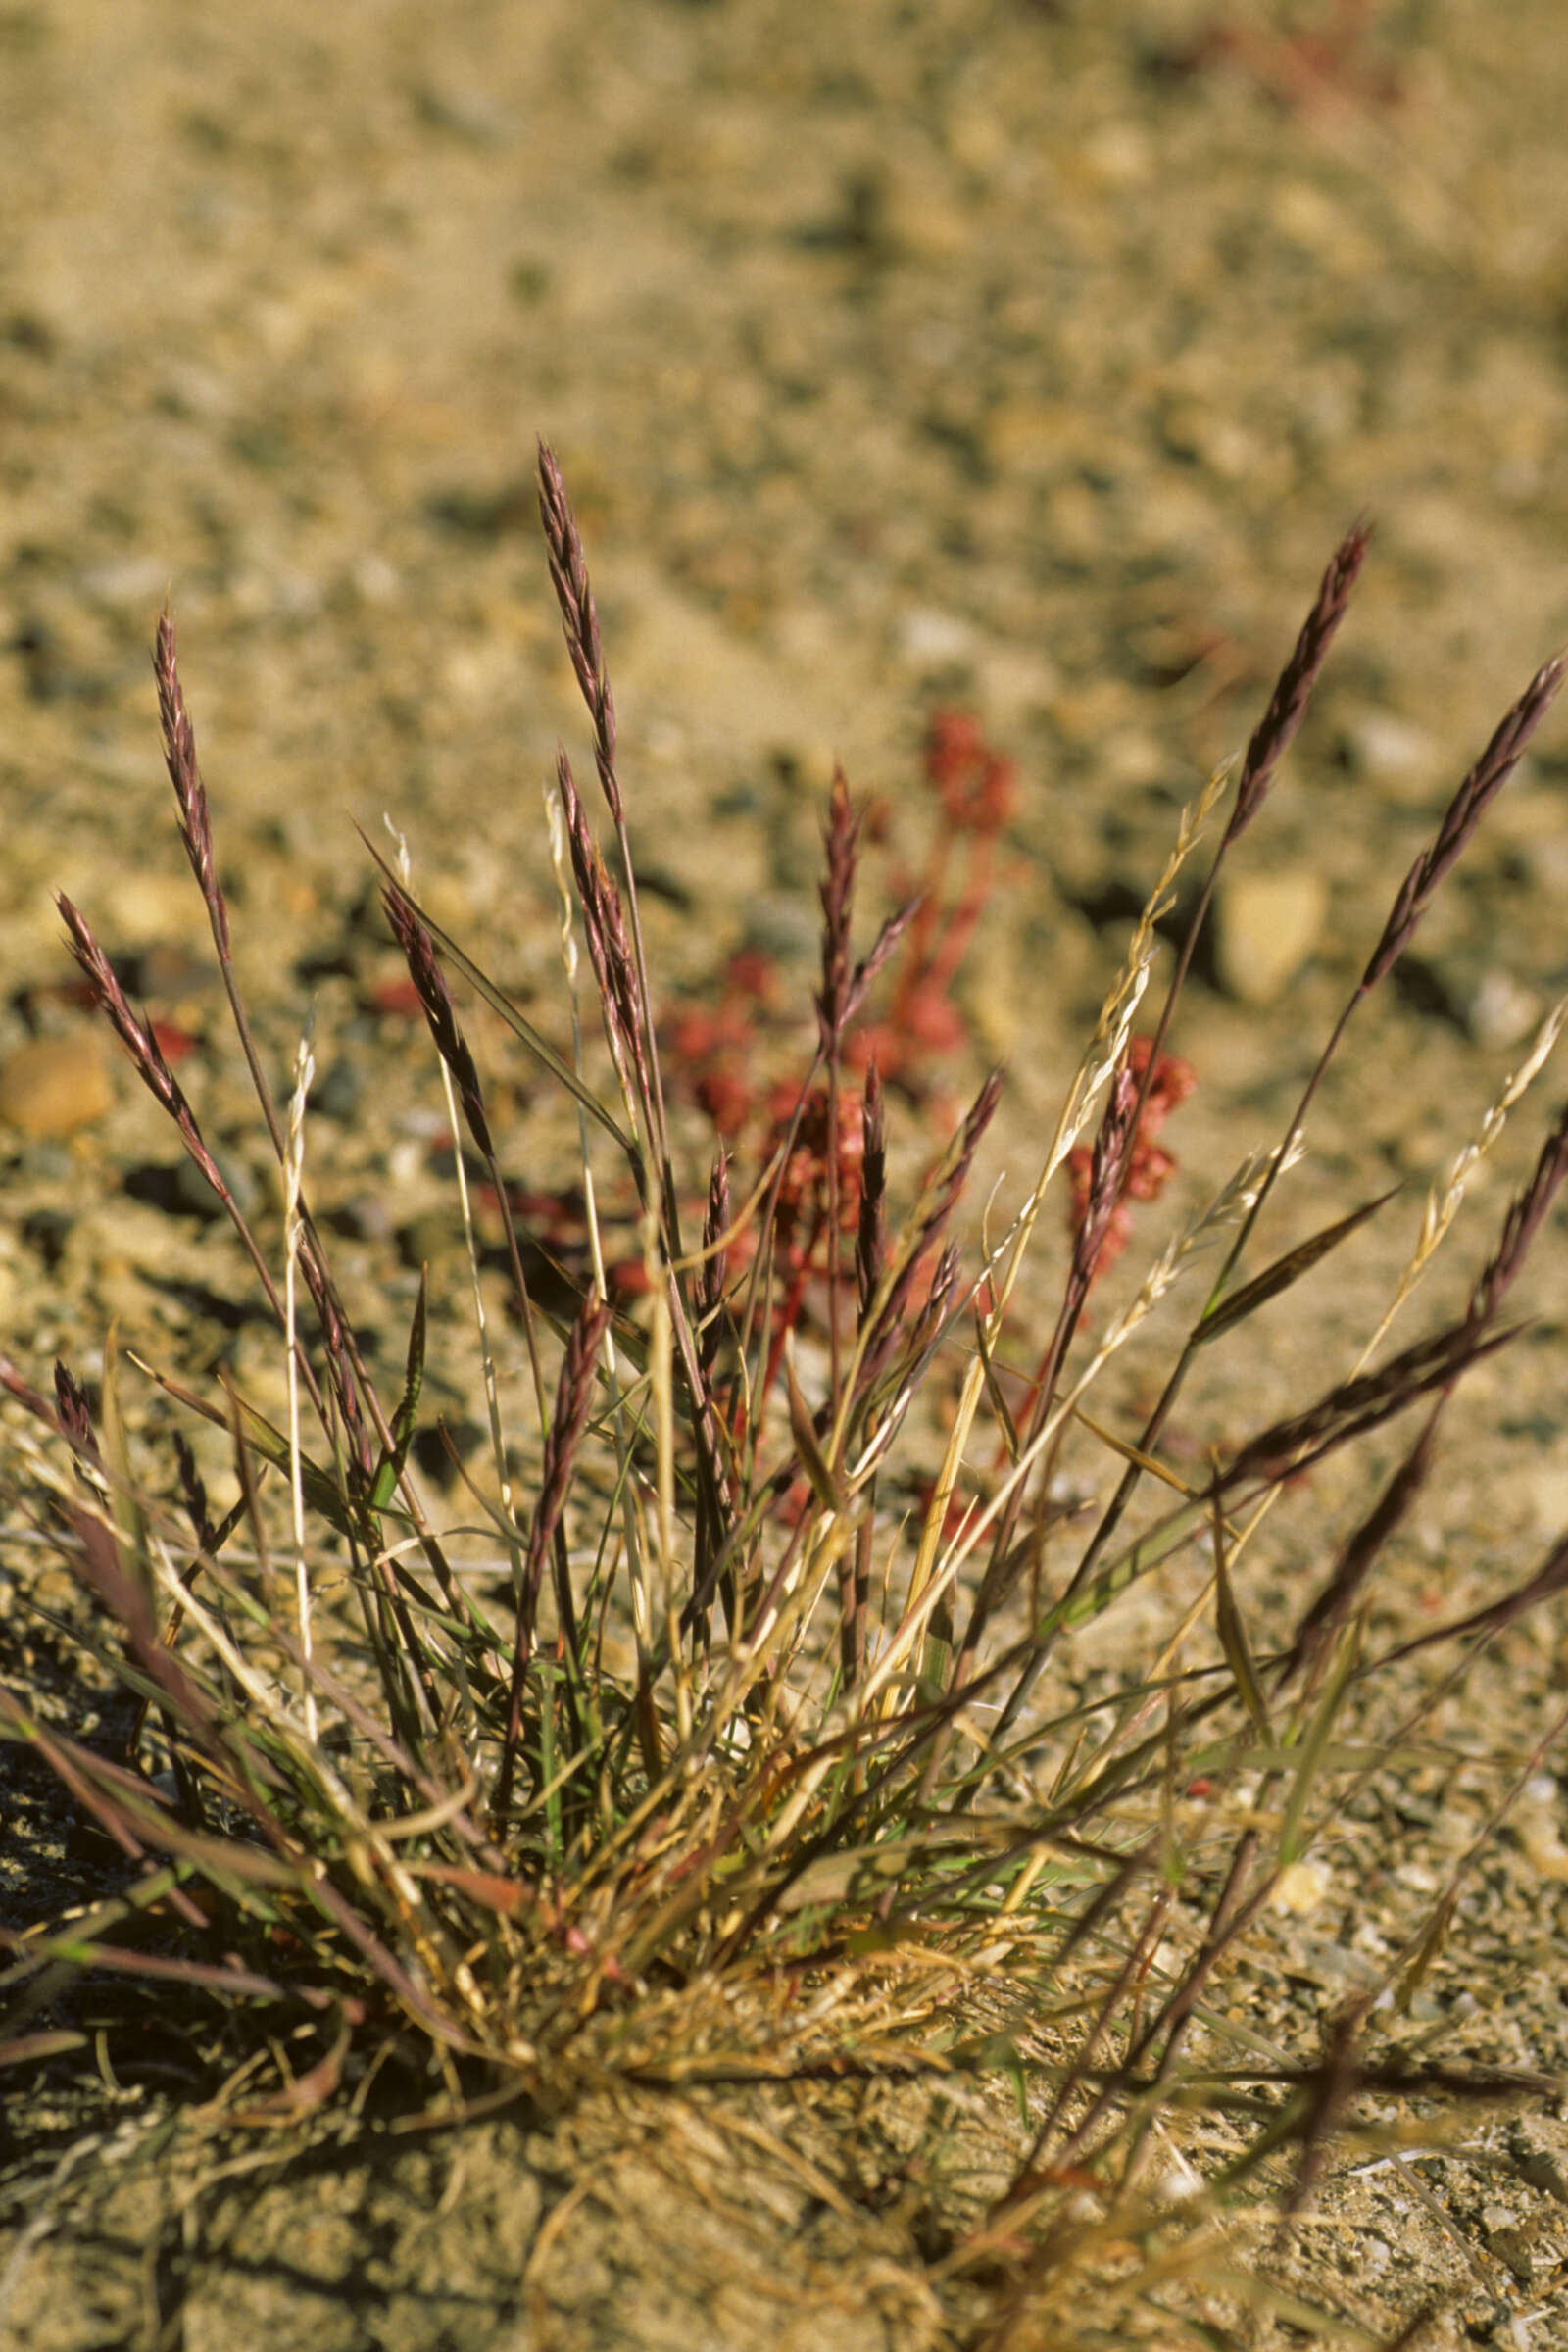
4;3;1568;2343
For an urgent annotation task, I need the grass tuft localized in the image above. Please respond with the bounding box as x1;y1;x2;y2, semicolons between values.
4;449;1567;2338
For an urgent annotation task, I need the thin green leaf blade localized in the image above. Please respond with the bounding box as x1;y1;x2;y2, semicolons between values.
1279;1619;1362;1865
1211;1501;1271;1744
370;1266;427;1511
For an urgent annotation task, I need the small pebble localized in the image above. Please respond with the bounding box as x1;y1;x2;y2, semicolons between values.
1468;967;1540;1048
0;1032;113;1137
1340;708;1434;802
1269;1857;1333;1916
1509;2117;1568;2206
1482;2209;1537;2286
894;607;973;665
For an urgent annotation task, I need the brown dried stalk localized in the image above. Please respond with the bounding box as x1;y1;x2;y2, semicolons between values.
1224;520;1372;845
1468;1092;1568;1327
902;1238;963;1373
537;441;619;822
152;611;295;1172
171;1428;216;1550
66;879;469;1738
52;1363;99;1465
555;735;737;1587
556;749;649;1158
1069;1061;1142;1296
684;1076;998;1659
844;897;921;1030
693;1149;739;1623
817;769;860;1406
857;1067;1004;1397
538;452;750;1575
988;1873;1172;2228
0;1690;213;1936
857;1060;887;1319
1364;654;1566;989
154;609;231;960
815;765;860;1054
1280;1413;1439;1694
1216;1315;1515;1494
1118;520;1371;1171
814;793;930;1437
382;882;495;1159
697;1148;731;1374
842;1045;887;1697
1052;1829;1262;2179
537;442;686;1232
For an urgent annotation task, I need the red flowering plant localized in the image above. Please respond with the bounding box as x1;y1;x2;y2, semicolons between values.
657;708;1019;1446
854;707;1018;1097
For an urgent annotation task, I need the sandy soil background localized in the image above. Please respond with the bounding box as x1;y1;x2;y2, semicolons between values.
4;3;1568;2344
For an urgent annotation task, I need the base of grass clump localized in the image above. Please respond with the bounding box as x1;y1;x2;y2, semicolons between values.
4;443;1567;2344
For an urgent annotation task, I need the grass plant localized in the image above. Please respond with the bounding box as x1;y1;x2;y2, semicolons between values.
3;446;1567;2342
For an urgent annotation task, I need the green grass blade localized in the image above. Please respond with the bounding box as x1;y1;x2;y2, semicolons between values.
369;1266;428;1512
1280;1621;1362;1865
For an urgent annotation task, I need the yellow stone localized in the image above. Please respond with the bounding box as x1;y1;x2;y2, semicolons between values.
0;1032;114;1138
